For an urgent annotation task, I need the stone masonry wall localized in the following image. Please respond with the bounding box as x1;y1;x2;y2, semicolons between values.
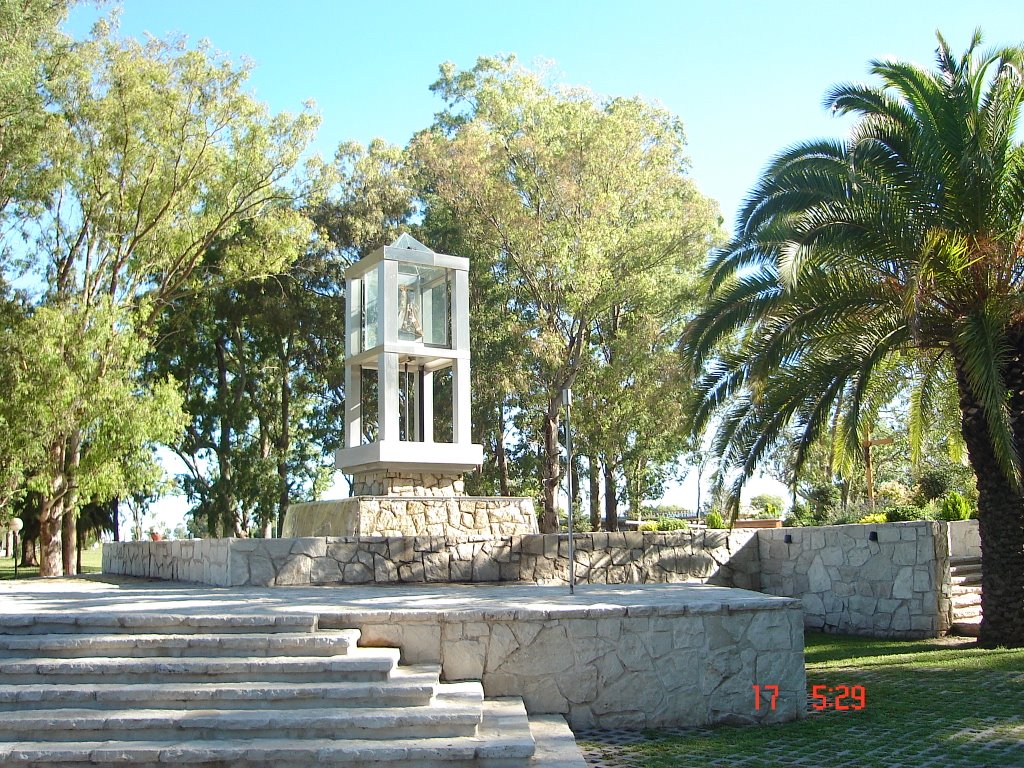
282;497;538;539
103;520;955;639
350;470;467;497
758;521;952;638
103;529;762;590
335;589;806;729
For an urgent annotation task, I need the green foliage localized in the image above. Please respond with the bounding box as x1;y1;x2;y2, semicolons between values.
0;14;319;573
704;510;726;529
749;493;784;518
638;516;689;531
415;54;721;530
683;32;1024;506
884;505;929;523
857;512;889;524
655;517;689;531
939;491;973;521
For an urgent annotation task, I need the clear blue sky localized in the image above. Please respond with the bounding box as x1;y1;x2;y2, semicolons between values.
68;0;1024;230
64;1;1024;529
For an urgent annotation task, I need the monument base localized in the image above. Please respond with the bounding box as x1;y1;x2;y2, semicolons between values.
282;496;538;538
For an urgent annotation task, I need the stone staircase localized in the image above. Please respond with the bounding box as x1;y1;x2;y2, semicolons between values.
0;613;537;767
950;556;982;637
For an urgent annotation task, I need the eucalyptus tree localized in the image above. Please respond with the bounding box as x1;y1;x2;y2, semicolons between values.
4;24;317;575
414;56;719;531
685;33;1024;646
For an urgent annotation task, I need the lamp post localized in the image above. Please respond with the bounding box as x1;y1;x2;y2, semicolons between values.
562;388;574;595
8;517;23;579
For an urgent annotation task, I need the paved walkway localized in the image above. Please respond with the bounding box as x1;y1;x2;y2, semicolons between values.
0;575;792;619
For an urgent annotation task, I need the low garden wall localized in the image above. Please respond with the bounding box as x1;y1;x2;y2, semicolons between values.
759;521;952;638
103;529;763;590
329;585;806;729
103;520;957;639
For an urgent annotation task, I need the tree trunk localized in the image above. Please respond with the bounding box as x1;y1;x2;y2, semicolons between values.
956;339;1024;648
276;335;292;538
21;535;38;567
61;431;81;576
215;334;240;538
571;455;581;513
589;456;601;531
496;403;511;497
603;459;618;532
540;399;560;533
38;440;66;577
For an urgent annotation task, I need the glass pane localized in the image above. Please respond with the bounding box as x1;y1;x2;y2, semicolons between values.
397;262;450;347
359;367;378;444
399;366;419;442
362;268;379;350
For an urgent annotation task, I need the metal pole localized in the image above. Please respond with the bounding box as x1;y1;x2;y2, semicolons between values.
562;388;574;595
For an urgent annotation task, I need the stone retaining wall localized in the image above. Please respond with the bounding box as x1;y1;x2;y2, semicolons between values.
103;529;762;590
102;520;957;639
350;470;467;497
758;521;952;638
326;586;806;729
281;496;538;538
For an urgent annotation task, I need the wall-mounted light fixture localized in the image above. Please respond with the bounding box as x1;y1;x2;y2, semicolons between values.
784;534;793;544
868;530;878;542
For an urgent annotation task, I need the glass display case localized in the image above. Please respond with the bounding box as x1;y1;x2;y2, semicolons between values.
337;234;482;475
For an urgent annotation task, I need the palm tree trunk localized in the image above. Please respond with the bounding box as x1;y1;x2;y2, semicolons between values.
956;342;1024;647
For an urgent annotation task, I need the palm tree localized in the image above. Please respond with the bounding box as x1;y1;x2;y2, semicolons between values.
684;32;1024;647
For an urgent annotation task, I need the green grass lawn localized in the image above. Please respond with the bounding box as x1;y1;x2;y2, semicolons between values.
0;545;103;579
581;632;1024;768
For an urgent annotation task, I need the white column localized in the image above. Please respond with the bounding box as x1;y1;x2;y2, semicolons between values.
421;369;434;443
379;351;399;442
453;358;471;445
344;363;362;447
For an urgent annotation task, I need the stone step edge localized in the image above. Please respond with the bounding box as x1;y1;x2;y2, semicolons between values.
0;701;486;736
0;630;361;655
0;647;401;675
0;698;535;765
0;614;320;634
0;665;445;708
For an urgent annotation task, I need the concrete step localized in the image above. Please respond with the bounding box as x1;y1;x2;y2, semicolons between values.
0;647;401;685
0;697;535;767
946;561;978;573
952;591;981;608
953;605;981;621
0;698;485;742
0;665;444;712
951;572;982;586
0;629;360;659
0;613;318;636
951;616;981;637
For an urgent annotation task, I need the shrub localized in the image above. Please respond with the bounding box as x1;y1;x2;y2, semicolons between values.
857;512;888;524
705;510;727;529
884;504;928;522
656;517;688;531
938;491;972;521
638;521;658;531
